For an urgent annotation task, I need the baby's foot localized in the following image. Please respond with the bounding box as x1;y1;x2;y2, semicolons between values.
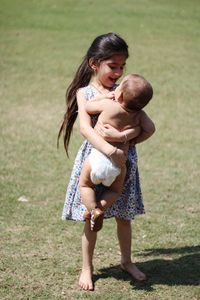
90;208;104;231
79;268;94;291
121;262;146;282
83;210;91;220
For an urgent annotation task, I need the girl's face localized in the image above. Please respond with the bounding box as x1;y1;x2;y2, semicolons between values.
94;54;127;88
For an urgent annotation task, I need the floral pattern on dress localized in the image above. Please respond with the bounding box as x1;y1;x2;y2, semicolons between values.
61;85;145;221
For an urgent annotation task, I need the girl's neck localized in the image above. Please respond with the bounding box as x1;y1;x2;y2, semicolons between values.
90;78;111;94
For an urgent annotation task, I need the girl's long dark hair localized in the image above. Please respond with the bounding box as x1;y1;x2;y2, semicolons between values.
58;32;129;156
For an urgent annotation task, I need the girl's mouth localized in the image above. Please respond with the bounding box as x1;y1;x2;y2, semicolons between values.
109;77;117;84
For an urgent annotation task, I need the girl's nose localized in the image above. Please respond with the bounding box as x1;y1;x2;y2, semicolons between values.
114;68;123;77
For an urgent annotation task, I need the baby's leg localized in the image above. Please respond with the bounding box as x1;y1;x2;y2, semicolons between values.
98;165;126;211
80;159;104;231
79;159;96;211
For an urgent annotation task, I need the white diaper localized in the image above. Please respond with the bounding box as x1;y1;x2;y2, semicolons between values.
88;148;121;187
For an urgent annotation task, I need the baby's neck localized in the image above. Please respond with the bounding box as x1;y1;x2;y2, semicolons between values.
118;102;137;113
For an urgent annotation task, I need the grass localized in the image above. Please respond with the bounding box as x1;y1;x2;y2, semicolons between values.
0;0;200;299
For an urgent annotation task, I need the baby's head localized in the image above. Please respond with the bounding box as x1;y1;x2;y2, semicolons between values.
115;74;153;111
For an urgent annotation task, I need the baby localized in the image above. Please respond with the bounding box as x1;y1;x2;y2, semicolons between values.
79;74;155;230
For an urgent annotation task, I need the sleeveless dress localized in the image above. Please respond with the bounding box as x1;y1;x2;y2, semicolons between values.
61;85;145;221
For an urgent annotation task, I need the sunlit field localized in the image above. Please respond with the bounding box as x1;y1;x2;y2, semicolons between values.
0;0;200;299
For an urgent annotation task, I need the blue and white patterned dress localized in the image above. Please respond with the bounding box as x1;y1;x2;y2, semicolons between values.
61;85;145;221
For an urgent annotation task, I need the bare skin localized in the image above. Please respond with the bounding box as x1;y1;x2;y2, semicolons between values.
78;217;146;291
80;160;126;213
121;262;146;281
78;220;97;291
116;217;146;281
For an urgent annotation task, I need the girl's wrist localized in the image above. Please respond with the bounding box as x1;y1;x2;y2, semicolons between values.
107;146;117;157
119;132;127;143
123;132;128;144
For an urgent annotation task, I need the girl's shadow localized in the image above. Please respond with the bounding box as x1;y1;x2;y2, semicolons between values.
93;245;200;291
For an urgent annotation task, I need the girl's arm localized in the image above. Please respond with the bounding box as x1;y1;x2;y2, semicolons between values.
131;111;155;145
77;89;127;166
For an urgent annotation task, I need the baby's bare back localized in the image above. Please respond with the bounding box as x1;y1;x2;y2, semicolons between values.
95;100;141;149
98;100;140;130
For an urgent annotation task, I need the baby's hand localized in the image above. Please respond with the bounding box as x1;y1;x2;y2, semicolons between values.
105;91;115;100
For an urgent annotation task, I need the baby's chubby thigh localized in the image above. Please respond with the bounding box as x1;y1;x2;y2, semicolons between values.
110;164;127;194
79;159;94;188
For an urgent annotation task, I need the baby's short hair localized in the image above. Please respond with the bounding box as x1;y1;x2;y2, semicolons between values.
121;74;153;111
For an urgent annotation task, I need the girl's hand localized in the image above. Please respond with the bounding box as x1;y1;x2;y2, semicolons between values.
110;148;128;167
96;123;121;142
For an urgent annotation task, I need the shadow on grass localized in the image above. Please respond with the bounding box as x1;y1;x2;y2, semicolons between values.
93;245;200;291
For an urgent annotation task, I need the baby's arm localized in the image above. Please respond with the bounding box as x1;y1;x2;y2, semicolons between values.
77;89;127;166
85;98;109;115
89;91;115;102
131;111;155;145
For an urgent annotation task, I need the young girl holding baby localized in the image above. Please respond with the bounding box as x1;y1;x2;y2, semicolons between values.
59;32;155;291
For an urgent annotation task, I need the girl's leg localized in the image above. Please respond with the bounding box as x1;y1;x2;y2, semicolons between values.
115;217;146;281
79;219;97;291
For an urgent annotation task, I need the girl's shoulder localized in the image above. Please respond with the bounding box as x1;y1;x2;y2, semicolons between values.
78;83;118;100
78;85;97;101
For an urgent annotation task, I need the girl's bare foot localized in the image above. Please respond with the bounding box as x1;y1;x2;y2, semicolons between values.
78;268;94;291
121;262;146;282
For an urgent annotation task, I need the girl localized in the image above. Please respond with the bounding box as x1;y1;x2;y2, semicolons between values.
59;33;154;291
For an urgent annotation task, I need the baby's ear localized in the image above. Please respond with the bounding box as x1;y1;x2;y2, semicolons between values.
116;90;123;101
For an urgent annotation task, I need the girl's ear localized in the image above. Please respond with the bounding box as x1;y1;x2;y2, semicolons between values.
88;58;98;71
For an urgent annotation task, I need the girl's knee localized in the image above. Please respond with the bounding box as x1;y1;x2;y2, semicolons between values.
115;217;131;227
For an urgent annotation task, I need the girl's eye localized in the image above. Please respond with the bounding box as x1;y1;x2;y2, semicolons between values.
109;65;124;71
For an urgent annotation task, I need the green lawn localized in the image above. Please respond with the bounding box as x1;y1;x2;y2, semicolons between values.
0;0;200;299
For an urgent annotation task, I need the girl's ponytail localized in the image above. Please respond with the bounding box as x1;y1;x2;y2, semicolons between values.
58;57;92;156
